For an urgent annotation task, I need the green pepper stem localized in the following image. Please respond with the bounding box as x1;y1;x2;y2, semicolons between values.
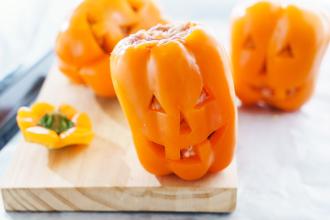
38;113;74;134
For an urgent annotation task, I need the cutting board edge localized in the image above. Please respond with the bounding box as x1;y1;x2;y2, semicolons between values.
0;186;237;212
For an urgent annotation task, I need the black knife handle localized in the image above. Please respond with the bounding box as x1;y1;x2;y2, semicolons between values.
0;51;54;149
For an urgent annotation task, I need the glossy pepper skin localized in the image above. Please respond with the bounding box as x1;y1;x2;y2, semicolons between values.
231;1;330;111
17;102;94;149
56;0;164;97
111;23;237;180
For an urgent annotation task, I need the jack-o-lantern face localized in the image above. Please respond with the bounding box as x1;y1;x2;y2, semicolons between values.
56;0;164;97
111;23;237;180
231;1;329;110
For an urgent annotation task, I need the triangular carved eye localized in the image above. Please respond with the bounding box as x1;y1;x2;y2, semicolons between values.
86;13;98;25
149;95;165;113
129;2;140;13
120;25;134;36
243;35;256;50
195;87;212;108
180;113;192;134
277;44;294;58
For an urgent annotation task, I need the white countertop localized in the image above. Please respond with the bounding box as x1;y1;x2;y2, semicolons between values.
1;0;330;219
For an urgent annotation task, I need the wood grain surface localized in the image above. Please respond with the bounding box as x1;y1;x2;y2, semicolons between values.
0;65;237;212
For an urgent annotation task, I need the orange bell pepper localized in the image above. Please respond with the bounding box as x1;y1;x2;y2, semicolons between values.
231;1;330;111
17;102;94;149
111;23;237;180
56;0;164;97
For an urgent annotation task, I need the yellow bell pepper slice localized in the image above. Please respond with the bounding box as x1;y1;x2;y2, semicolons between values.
17;102;94;149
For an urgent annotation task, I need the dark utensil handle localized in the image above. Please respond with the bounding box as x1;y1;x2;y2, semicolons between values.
0;51;54;149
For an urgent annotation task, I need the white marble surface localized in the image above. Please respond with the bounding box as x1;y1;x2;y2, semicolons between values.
1;0;330;219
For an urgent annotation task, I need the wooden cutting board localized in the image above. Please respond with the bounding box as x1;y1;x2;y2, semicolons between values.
0;65;237;212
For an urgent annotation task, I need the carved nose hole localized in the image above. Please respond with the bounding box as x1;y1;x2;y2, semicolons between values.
195;87;213;108
243;35;256;50
180;113;192;135
259;60;267;75
149;95;165;113
277;44;294;58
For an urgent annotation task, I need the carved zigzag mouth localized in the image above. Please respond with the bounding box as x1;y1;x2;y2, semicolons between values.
249;85;302;100
147;126;223;161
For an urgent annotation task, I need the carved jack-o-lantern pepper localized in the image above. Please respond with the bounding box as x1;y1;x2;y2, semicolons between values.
111;23;237;180
56;0;164;97
231;1;329;110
